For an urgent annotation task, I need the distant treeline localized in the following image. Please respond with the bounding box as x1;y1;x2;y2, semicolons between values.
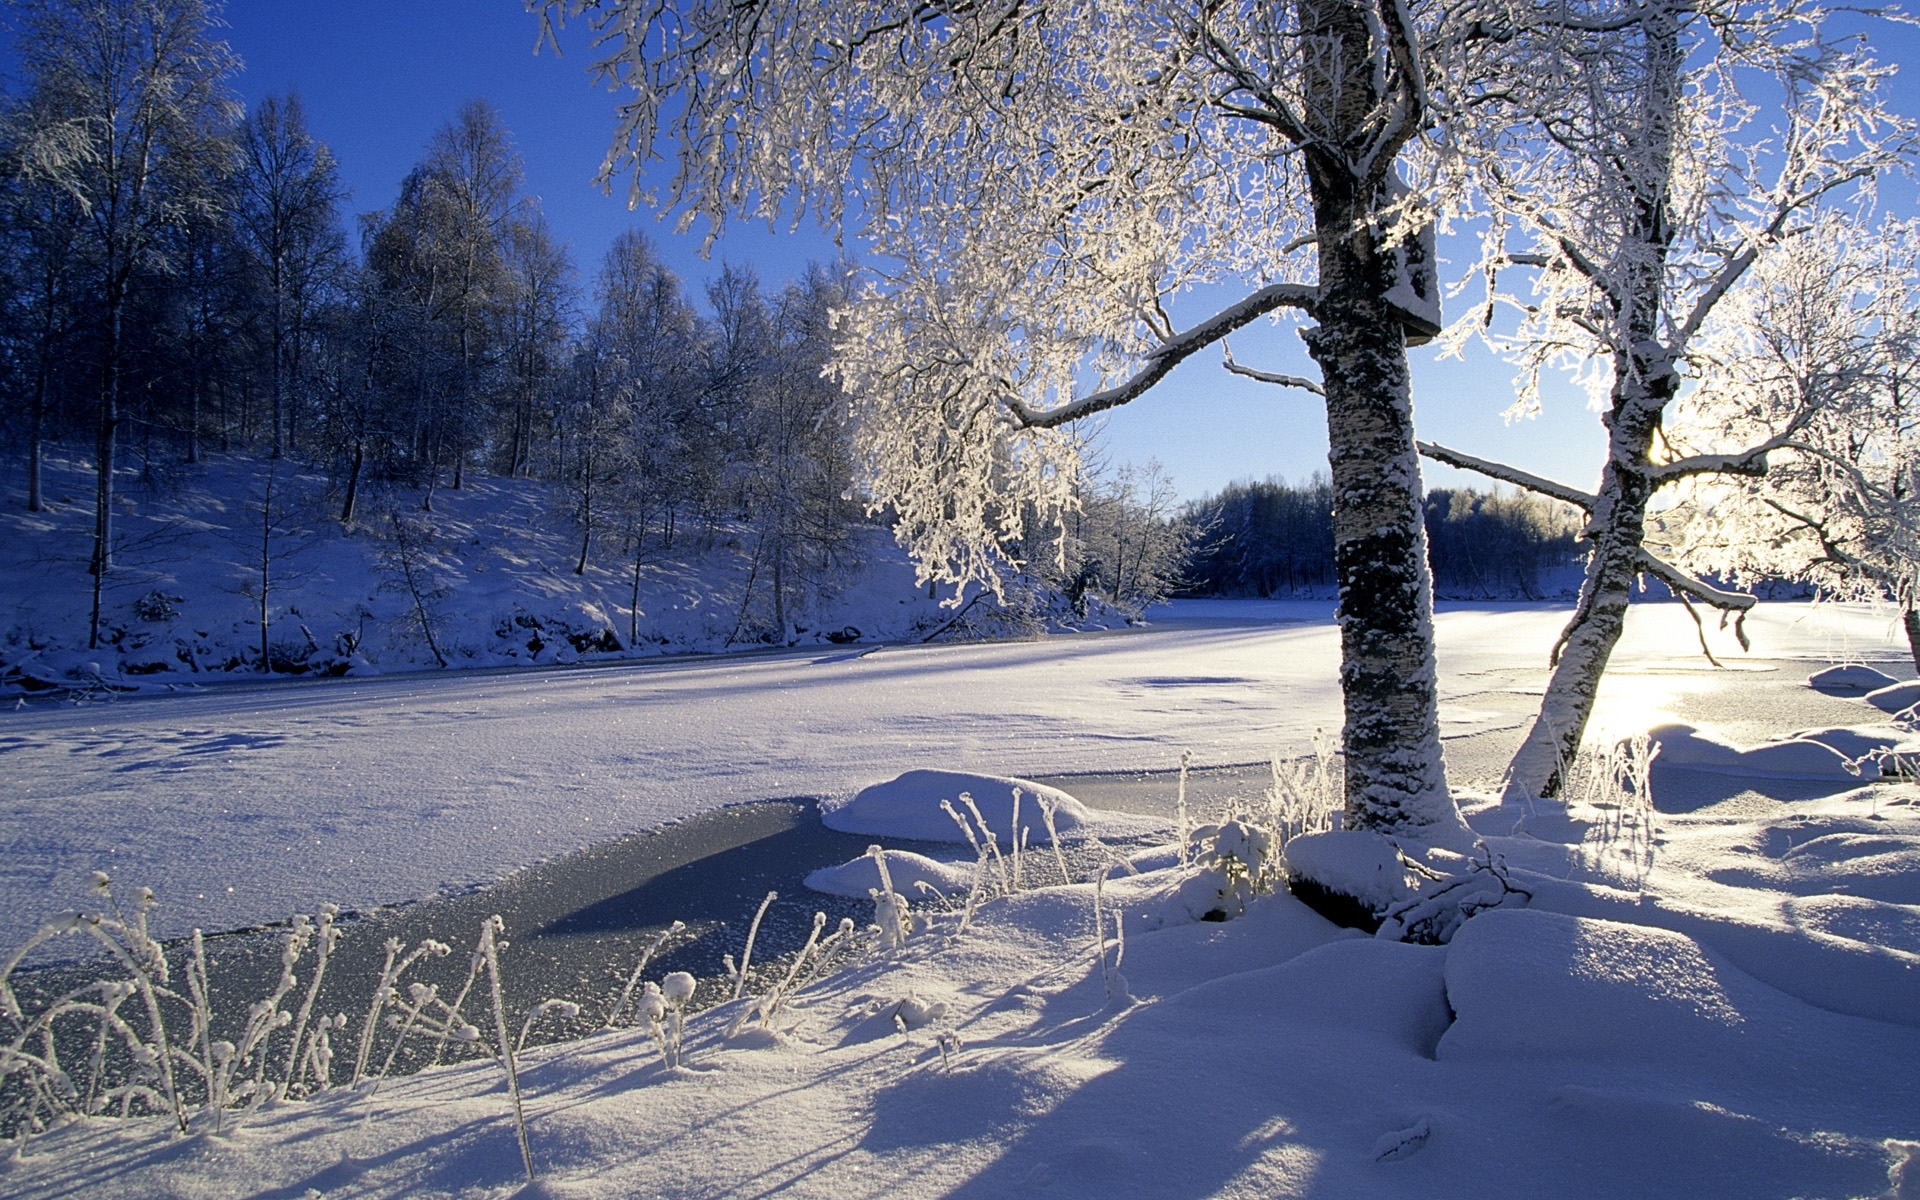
1181;476;1584;599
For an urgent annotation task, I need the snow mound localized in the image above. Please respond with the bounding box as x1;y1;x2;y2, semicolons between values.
1107;864;1239;929
1440;908;1753;1062
1162;936;1451;1058
1648;722;1867;780
1867;679;1920;715
1789;725;1911;763
1809;664;1900;695
1281;830;1410;913
804;849;976;899
821;770;1161;843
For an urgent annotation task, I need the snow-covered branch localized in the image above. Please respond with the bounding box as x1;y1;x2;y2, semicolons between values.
1649;428;1799;484
1415;441;1595;511
1220;341;1324;396
1003;283;1318;430
1636;549;1756;616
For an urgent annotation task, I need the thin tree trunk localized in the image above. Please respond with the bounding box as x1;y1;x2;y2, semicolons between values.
1904;607;1920;676
1502;9;1683;803
1502;388;1665;799
28;358;47;513
341;438;363;525
259;460;275;672
89;288;123;650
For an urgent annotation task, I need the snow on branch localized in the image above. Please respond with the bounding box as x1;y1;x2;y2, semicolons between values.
1637;548;1754;664
1414;441;1595;511
1650;428;1796;484
1636;550;1756;614
1220;340;1324;396
1003;283;1318;429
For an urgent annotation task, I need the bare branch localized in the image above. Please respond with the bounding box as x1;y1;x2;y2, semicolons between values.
1415;441;1595;510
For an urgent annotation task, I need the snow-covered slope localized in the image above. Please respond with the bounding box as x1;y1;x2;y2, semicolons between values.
1;453;965;692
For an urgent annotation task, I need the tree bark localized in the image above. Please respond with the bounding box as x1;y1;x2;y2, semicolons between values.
1501;8;1684;802
1304;226;1462;845
1502;369;1669;799
1292;0;1466;846
89;281;123;650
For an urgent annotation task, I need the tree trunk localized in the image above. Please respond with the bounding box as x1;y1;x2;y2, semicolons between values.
28;357;47;513
89;287;123;650
341;438;364;525
259;461;274;673
1304;254;1461;845
1501;8;1683;802
1502;377;1667;800
1904;607;1920;676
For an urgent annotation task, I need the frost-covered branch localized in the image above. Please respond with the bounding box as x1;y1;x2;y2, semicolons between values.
1649;427;1799;484
1220;340;1324;396
1002;283;1319;429
1636;549;1755;615
1415;441;1595;510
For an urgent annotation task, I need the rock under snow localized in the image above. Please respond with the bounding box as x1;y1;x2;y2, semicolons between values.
803;849;976;899
1281;830;1411;926
822;769;1160;844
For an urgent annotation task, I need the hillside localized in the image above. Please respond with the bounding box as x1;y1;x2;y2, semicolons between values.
0;454;973;695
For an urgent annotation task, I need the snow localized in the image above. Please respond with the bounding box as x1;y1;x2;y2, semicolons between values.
804;848;976;899
1647;721;1868;779
820;769;1162;844
4;594;1920;1197
1868;680;1920;716
1810;663;1900;694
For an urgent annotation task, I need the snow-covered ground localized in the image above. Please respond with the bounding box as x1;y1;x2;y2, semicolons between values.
4;594;1900;954
0;453;974;692
3;595;1919;1197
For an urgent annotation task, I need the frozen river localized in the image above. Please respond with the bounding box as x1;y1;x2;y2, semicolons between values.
0;598;1904;951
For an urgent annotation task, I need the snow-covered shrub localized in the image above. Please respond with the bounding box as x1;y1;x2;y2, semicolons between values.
1266;730;1342;852
1188;818;1278;920
641;972;697;1071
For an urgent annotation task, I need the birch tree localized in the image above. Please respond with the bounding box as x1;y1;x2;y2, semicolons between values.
232;92;346;460
534;0;1483;844
1418;2;1912;798
1660;215;1920;669
12;0;239;648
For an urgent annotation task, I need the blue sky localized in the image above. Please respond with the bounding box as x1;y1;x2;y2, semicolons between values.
23;1;1920;501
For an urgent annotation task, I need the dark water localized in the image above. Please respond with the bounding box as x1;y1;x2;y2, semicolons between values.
4;802;917;1115
4;779;1188;1132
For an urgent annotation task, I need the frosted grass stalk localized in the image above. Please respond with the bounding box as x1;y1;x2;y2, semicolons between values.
279;904;341;1100
478;916;535;1184
960;792;1010;894
517;1000;581;1055
1010;788;1023;891
1036;794;1071;885
1177;750;1193;867
352;938;450;1087
610;920;687;1025
731;894;776;1001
